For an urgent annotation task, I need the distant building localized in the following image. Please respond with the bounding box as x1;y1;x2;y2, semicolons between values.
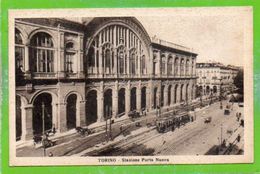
196;62;240;98
15;17;197;141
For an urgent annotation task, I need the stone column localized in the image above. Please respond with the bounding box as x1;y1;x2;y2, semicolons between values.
78;34;84;77
57;32;65;78
97;83;104;122
52;101;57;131
57;102;67;132
112;82;118;118
78;100;86;127
22;104;34;140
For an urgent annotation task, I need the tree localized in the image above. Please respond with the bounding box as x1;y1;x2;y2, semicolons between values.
233;69;244;94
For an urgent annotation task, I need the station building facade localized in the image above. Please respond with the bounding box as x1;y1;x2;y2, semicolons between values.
15;17;197;141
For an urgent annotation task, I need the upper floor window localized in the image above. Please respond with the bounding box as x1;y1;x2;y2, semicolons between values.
174;57;179;75
129;52;136;75
65;42;76;73
180;58;185;76
141;55;146;74
15;28;24;72
30;32;54;73
168;57;173;75
161;55;166;75
186;59;190;76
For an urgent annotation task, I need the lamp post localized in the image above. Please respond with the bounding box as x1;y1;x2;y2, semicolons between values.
42;102;45;135
41;102;46;157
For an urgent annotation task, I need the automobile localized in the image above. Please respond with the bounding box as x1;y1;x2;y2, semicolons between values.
75;127;92;136
224;109;230;115
204;117;212;123
128;110;140;119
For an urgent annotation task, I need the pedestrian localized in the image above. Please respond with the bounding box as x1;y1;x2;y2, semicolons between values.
120;124;123;133
237;134;241;142
48;152;53;157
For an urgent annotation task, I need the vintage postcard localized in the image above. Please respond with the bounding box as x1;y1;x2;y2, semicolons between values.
9;7;253;166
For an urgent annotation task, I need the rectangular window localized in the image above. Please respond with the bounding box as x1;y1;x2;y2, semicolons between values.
15;46;24;70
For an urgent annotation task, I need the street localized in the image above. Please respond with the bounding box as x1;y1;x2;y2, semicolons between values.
16;99;244;157
81;100;244;156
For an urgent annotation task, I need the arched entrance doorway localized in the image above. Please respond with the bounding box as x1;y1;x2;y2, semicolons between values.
16;95;22;141
161;85;165;107
118;88;125;116
174;85;178;103
186;84;189;102
180;84;184;102
153;87;158;109
33;93;53;135
104;89;112;119
168;85;172;106
130;87;137;111
66;94;77;130
141;87;146;110
86;90;97;125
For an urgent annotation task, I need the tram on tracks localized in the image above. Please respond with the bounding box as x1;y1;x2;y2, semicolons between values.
156;112;191;133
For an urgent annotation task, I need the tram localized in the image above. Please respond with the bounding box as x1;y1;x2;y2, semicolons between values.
156;112;191;133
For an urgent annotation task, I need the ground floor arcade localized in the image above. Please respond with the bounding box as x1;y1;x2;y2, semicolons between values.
15;79;196;141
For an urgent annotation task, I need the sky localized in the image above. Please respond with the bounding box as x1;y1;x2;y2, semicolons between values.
66;9;247;67
137;15;245;66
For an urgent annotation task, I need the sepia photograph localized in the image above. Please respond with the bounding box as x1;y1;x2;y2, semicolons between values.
9;7;253;165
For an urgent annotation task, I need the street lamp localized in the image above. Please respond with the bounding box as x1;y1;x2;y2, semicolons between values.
42;102;45;135
41;102;46;157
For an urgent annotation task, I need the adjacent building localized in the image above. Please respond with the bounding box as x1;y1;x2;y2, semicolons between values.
196;62;240;98
15;17;197;141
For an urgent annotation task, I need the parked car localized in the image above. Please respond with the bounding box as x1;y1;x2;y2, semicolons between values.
128;110;140;119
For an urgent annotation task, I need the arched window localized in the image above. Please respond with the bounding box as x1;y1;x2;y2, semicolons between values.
118;49;125;74
129;51;136;75
15;28;24;71
105;49;111;73
88;46;95;74
30;32;54;72
174;57;179;76
161;55;166;75
180;58;185;76
117;46;125;74
141;55;146;74
168;57;173;75
191;60;194;76
186;59;190;76
65;42;76;73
